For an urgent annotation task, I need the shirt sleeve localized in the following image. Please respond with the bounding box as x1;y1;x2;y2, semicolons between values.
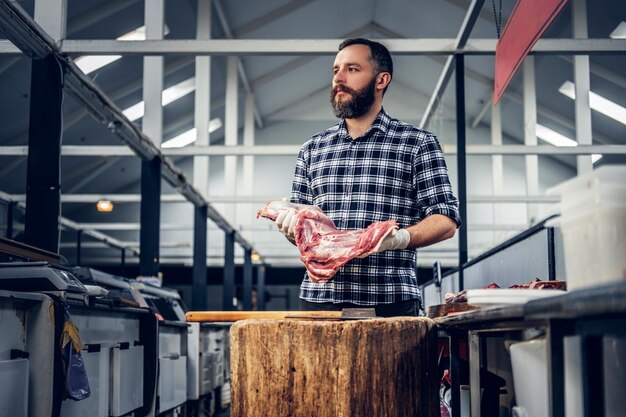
291;141;314;205
413;133;461;227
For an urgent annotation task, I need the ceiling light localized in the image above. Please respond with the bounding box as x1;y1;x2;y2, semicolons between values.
75;55;122;75
96;200;114;212
609;21;626;39
122;77;196;122
536;124;603;163
161;78;196;106
536;124;577;147
118;26;146;41
559;81;626;126
161;118;223;148
122;101;145;122
251;251;261;262
161;129;196;149
75;26;147;75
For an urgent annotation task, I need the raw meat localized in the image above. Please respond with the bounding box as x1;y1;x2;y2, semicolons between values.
257;201;398;282
444;280;566;304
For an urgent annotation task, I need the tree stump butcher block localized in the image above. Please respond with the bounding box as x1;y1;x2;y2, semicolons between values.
230;317;438;417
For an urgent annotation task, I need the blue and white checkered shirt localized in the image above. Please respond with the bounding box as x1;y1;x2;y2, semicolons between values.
291;108;460;306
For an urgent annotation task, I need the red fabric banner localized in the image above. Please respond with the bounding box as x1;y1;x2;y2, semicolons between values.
494;0;570;104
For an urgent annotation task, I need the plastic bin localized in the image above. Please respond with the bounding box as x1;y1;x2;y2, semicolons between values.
547;165;626;290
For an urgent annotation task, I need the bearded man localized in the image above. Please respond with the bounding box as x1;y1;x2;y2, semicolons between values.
276;38;461;317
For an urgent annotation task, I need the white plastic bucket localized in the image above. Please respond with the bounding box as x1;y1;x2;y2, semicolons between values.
547;165;626;290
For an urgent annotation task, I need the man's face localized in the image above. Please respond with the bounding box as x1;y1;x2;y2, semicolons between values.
330;44;378;119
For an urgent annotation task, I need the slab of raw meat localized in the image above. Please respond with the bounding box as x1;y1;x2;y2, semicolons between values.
257;201;398;282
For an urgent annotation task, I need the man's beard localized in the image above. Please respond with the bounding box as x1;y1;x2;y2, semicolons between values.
330;76;376;119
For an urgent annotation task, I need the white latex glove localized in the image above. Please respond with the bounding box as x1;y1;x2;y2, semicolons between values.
275;199;298;240
373;228;411;254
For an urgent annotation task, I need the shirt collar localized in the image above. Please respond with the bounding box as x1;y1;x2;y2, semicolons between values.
337;107;391;140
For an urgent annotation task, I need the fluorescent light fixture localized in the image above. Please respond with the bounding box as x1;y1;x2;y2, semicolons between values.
162;118;223;148
536;124;602;163
123;77;196;122
610;21;626;39
118;26;147;41
161;78;196;106
536;124;577;147
122;101;145;122
74;55;122;75
559;81;626;126
75;26;147;75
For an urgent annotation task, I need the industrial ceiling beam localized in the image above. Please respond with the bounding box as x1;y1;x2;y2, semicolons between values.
57;220;537;233
364;22;618;148
444;0;626;90
4;144;624;156
0;0;256;253
0;190;139;255
2;57;194;146
60;217;139;255
250;22;377;89
48;35;621;55
420;0;485;129
56;38;626;56
11;193;560;204
213;0;264;128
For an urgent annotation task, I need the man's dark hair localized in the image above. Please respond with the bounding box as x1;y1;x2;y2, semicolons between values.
338;38;393;94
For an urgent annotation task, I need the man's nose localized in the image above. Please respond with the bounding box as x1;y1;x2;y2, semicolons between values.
333;68;346;83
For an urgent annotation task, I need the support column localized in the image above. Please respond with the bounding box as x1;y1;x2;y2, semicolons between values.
6;201;15;239
223;231;235;311
139;0;164;277
243;248;253;310
490;100;504;245
572;0;593;174
192;0;211;312
257;264;266;311
192;205;208;310
121;248;126;276
455;54;468;290
523;57;539;224
194;0;211;198
139;157;161;276
143;0;164;146
224;56;239;224
241;94;255;225
76;230;82;265
24;54;63;253
34;0;67;41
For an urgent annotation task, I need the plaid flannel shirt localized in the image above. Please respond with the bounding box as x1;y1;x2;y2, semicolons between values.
292;108;460;305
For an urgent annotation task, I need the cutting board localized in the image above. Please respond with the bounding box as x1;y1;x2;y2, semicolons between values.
186;310;343;322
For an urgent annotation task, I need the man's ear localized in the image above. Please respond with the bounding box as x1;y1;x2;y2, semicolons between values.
377;72;391;92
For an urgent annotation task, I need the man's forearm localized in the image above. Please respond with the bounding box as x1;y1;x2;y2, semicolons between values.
405;214;457;249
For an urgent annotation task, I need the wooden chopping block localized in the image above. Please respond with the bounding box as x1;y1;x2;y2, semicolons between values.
230;317;439;417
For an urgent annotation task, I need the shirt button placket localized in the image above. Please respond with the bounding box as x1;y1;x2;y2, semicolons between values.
344;141;356;224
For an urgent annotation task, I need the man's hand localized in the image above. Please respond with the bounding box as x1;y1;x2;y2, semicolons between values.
360;228;411;257
275;199;298;241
